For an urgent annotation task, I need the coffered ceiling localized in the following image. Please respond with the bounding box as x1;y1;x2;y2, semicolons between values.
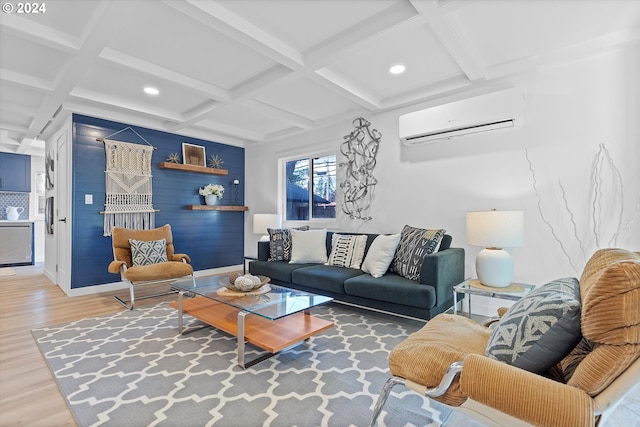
1;0;639;156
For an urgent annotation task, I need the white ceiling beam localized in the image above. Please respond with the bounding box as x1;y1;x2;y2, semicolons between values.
63;98;183;136
0;103;40;117
67;90;185;123
243;99;314;129
99;48;231;102
164;100;225;133
427;16;487;81
182;123;249;148
191;119;264;142
0;123;28;134
163;0;304;70
181;100;224;123
231;65;295;102
312;68;380;110
0;69;52;92
381;75;472;109
262;127;306;143
0;12;79;53
409;0;486;81
19;0;135;151
304;1;422;69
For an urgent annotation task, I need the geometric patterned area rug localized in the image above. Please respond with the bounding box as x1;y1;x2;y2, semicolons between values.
32;302;454;427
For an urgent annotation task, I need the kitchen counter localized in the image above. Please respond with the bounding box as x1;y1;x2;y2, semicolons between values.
0;220;34;224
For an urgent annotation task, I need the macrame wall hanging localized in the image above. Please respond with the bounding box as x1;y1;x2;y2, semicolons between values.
100;129;156;236
339;117;381;221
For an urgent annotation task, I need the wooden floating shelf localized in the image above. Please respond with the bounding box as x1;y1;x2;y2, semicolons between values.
187;205;248;211
159;162;228;176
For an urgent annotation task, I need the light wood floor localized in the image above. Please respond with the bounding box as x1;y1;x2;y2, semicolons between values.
1;265;638;427
0;264;173;426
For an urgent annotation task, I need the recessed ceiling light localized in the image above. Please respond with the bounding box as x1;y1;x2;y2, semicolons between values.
389;64;406;75
144;86;159;95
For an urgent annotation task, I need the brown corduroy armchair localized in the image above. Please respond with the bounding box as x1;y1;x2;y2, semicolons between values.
108;224;195;310
370;248;640;427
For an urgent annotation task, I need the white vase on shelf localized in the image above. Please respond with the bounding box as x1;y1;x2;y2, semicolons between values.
205;195;219;205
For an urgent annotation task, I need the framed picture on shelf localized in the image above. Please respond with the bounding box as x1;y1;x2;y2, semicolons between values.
182;143;206;167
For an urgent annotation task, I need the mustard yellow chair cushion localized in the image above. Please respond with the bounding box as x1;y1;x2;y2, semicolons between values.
123;261;194;283
389;314;491;406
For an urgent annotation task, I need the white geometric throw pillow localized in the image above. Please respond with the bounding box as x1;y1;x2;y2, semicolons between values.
129;238;168;266
326;234;367;269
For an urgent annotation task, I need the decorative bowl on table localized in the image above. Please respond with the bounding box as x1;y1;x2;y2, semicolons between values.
219;272;270;292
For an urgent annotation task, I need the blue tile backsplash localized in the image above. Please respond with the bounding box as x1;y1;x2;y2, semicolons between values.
0;192;29;220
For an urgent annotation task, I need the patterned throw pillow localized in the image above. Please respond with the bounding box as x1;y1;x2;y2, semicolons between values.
390;225;446;281
267;226;310;261
326;234;367;269
129;238;168;266
485;277;582;373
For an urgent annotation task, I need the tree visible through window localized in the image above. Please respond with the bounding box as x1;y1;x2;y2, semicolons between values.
285;154;336;221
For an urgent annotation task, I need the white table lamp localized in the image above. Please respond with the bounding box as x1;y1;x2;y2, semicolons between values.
253;214;282;241
467;210;524;288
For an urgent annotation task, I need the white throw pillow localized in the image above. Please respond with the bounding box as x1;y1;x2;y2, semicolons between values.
289;229;328;264
361;233;401;278
326;234;367;269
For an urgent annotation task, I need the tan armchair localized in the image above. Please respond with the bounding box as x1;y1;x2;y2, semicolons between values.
108;224;195;310
371;248;640;427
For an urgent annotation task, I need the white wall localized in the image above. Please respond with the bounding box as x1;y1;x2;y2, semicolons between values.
29;155;45;262
245;46;640;314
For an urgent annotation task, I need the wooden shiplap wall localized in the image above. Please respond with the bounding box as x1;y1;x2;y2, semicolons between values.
71;114;245;289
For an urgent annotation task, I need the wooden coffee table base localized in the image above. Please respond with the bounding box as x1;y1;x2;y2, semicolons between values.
169;296;334;368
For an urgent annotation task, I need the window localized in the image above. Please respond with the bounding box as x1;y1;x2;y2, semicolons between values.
284;154;336;221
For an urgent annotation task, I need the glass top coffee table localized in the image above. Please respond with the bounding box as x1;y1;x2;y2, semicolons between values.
171;275;334;368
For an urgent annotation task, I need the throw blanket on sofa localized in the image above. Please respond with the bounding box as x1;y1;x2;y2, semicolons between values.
103;139;155;236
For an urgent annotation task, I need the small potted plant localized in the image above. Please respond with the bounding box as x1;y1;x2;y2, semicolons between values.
199;184;225;205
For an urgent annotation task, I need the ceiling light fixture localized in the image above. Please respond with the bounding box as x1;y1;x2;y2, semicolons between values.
144;86;160;95
389;64;406;75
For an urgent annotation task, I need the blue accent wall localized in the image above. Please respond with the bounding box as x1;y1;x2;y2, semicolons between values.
71;114;245;289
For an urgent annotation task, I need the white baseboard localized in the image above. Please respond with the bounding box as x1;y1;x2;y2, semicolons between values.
65;265;243;297
43;268;55;284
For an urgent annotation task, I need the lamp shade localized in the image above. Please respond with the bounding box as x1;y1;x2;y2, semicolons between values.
253;214;282;235
467;210;524;248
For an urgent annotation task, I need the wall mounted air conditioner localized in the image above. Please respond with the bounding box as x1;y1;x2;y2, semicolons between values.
399;88;524;145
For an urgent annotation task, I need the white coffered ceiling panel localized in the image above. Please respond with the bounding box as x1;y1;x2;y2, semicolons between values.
1;0;638;155
325;24;463;101
198;103;288;138
72;62;212;118
0;110;32;130
0;83;46;111
107;1;277;90
253;76;364;122
219;0;401;52
0;33;69;83
13;0;99;40
453;0;640;68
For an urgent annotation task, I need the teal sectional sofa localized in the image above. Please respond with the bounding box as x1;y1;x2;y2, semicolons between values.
249;231;464;320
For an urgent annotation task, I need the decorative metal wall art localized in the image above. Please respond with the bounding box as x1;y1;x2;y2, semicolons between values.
339;117;381;221
208;154;224;169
